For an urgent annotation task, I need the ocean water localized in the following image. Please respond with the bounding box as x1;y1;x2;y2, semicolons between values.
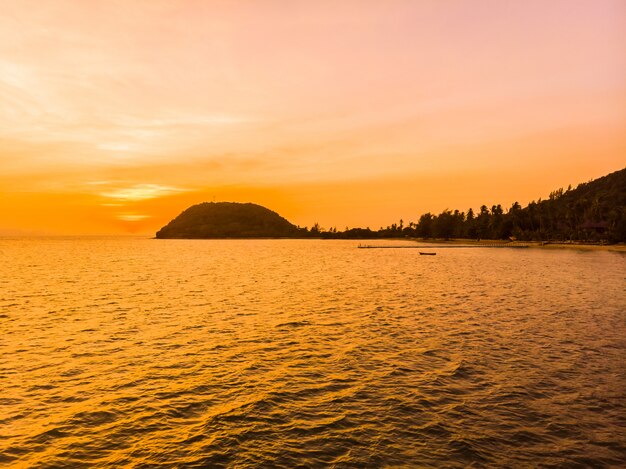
1;238;625;468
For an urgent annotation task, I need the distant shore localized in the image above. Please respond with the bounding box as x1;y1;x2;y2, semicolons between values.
408;238;626;252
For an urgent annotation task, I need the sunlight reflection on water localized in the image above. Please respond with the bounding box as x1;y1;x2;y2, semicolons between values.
1;238;625;467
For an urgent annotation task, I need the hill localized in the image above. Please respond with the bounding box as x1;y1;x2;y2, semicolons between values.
317;167;625;243
401;167;626;242
156;202;302;239
518;166;626;242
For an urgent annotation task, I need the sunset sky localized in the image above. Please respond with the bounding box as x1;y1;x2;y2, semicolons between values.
1;0;624;235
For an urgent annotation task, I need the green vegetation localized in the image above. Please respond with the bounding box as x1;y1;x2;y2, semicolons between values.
406;167;626;243
155;202;304;238
157;168;626;242
320;167;625;243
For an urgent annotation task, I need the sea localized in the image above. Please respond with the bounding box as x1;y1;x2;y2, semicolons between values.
1;237;625;467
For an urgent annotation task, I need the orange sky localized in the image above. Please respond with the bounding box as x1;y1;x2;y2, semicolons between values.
1;0;625;235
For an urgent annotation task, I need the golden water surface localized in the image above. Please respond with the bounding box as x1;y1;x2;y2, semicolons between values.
1;238;625;467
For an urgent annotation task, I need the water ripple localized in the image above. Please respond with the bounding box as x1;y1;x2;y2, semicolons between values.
1;238;625;467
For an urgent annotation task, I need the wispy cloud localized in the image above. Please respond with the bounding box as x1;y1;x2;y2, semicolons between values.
96;143;139;153
100;183;187;201
86;180;115;186
117;212;151;221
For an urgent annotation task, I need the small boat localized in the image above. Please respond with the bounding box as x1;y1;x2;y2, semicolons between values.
419;252;436;256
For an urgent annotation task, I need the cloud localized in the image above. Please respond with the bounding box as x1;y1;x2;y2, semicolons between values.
96;143;139;153
117;212;151;222
86;180;115;186
100;183;187;201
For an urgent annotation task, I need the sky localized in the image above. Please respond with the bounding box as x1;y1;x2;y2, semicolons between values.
0;0;624;235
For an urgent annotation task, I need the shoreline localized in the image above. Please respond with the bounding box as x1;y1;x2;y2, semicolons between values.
3;235;624;252
407;238;626;252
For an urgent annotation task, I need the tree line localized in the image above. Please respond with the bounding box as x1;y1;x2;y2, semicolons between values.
305;168;626;243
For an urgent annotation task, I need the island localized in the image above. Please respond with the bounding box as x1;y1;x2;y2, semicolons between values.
155;202;304;239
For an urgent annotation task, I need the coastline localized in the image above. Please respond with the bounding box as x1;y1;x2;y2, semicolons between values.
409;238;626;252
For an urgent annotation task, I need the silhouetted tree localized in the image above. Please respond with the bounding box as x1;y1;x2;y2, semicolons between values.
433;210;455;239
416;213;434;238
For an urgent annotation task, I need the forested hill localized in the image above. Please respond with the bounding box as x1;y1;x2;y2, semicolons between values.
156;202;303;238
443;166;626;242
527;167;626;241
